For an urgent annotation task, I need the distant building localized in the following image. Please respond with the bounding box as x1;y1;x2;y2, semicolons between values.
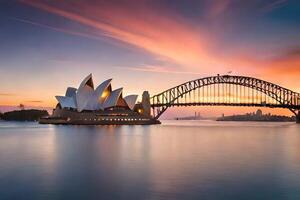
256;109;263;116
217;109;295;122
19;104;25;110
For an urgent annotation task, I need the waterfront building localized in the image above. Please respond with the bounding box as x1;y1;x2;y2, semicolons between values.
40;74;160;125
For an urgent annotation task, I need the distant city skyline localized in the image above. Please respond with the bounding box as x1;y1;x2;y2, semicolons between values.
1;0;300;117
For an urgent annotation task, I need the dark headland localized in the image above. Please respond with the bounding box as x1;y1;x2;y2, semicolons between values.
0;109;49;121
217;109;295;122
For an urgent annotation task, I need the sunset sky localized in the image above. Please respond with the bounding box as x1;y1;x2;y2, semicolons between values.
0;0;299;117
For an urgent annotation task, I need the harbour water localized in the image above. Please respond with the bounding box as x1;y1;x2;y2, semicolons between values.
0;120;300;200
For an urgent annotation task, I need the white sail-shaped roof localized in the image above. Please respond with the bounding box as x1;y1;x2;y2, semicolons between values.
78;73;94;89
55;96;76;109
65;87;77;97
102;88;123;109
54;74;140;112
76;74;95;112
95;79;112;103
88;79;112;110
124;95;138;110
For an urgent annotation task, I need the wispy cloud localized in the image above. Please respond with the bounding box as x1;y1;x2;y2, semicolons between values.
261;0;288;12
278;46;300;59
0;93;15;96
116;65;203;75
19;0;300;88
21;0;219;71
25;100;43;103
11;17;104;41
262;47;300;80
207;0;232;19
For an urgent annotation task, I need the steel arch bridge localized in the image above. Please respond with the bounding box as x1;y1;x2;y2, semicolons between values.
150;75;300;122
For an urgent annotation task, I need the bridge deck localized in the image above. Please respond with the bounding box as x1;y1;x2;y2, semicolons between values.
151;102;300;110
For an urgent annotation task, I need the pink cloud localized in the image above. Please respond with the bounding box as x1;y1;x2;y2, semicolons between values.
21;0;223;72
20;0;300;93
116;65;203;75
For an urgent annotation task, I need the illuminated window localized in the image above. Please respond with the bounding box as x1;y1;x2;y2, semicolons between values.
101;90;109;98
138;109;143;114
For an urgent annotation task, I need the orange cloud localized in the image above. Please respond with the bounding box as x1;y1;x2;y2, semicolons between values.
0;93;15;96
16;0;300;113
116;65;203;75
22;0;222;71
21;1;300;78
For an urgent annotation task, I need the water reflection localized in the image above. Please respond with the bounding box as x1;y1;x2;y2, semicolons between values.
0;121;300;199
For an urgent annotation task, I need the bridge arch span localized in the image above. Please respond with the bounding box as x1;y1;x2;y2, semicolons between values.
150;75;300;120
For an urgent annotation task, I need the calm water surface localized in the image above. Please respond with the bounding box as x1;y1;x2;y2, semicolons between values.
0;120;300;200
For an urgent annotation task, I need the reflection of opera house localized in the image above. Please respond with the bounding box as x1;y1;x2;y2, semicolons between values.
39;74;160;125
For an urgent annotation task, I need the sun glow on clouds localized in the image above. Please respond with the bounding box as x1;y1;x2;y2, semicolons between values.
21;0;220;72
116;65;203;75
21;0;300;80
4;0;299;116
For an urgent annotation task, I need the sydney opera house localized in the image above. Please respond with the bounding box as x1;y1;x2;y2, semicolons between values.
39;74;160;125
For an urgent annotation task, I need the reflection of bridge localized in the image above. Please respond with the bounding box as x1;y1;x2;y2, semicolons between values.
150;75;300;123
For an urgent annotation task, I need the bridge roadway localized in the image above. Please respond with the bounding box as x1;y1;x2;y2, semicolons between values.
151;102;300;110
149;75;300;122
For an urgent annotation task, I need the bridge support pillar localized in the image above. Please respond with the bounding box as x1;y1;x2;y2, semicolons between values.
142;91;151;117
296;112;300;124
